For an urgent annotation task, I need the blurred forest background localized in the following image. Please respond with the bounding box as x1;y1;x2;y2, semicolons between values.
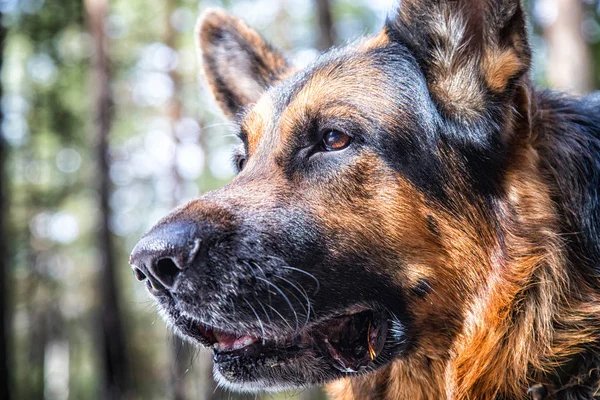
0;0;598;399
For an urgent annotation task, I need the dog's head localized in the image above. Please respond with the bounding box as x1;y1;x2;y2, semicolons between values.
130;0;532;392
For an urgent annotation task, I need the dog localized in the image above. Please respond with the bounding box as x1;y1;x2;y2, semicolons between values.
129;0;600;398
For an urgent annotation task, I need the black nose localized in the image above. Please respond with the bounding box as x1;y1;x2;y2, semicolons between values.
129;221;201;292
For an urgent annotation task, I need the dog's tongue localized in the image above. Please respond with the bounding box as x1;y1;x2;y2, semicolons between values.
197;325;258;352
213;331;258;352
317;311;387;373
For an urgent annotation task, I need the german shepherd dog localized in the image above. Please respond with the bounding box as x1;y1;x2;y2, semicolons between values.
129;0;600;398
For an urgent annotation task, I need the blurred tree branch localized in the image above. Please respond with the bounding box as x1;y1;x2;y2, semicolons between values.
85;0;130;398
0;10;11;400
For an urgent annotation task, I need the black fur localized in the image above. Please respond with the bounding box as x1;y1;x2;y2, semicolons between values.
536;91;600;281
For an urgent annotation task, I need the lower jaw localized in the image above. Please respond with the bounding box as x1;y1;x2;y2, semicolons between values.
212;349;326;391
199;309;391;379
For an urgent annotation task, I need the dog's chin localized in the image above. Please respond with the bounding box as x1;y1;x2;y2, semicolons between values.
160;300;408;392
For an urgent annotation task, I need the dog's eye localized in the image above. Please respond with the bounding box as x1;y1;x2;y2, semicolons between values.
234;154;247;172
322;130;352;151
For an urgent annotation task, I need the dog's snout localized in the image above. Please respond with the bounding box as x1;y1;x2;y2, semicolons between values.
129;221;201;292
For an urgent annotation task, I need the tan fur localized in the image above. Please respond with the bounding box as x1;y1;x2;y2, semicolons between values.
277;62;400;147
450;145;567;398
356;29;391;52
241;95;273;154
482;48;524;92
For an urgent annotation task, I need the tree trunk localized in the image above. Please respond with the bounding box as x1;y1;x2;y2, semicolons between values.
542;0;594;94
85;0;129;398
0;11;12;400
314;0;336;50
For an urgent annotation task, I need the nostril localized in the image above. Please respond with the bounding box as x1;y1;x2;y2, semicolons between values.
154;258;181;288
130;221;200;291
132;267;147;282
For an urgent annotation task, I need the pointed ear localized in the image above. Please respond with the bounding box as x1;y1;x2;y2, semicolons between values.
385;0;531;120
196;10;292;118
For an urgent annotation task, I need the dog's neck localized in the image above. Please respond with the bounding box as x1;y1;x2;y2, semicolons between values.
327;94;600;399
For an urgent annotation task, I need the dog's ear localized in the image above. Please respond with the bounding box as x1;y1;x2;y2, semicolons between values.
196;10;292;118
385;0;531;120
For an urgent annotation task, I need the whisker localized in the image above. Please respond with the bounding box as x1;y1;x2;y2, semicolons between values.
273;280;308;325
243;298;266;343
243;260;261;280
200;121;238;131
265;302;294;331
257;277;300;332
249;260;268;278
245;263;274;331
249;260;272;305
255;297;273;327
266;257;320;295
275;275;312;326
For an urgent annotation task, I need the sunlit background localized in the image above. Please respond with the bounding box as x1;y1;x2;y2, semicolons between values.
1;0;599;399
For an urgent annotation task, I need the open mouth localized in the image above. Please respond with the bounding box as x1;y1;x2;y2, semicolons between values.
190;309;389;374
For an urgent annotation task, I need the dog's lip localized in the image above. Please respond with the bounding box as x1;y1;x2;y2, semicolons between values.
187;308;388;373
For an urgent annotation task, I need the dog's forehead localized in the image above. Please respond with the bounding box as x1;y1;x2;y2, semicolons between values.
240;45;425;154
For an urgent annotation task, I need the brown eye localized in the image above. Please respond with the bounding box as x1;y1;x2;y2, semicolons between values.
322;130;352;151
